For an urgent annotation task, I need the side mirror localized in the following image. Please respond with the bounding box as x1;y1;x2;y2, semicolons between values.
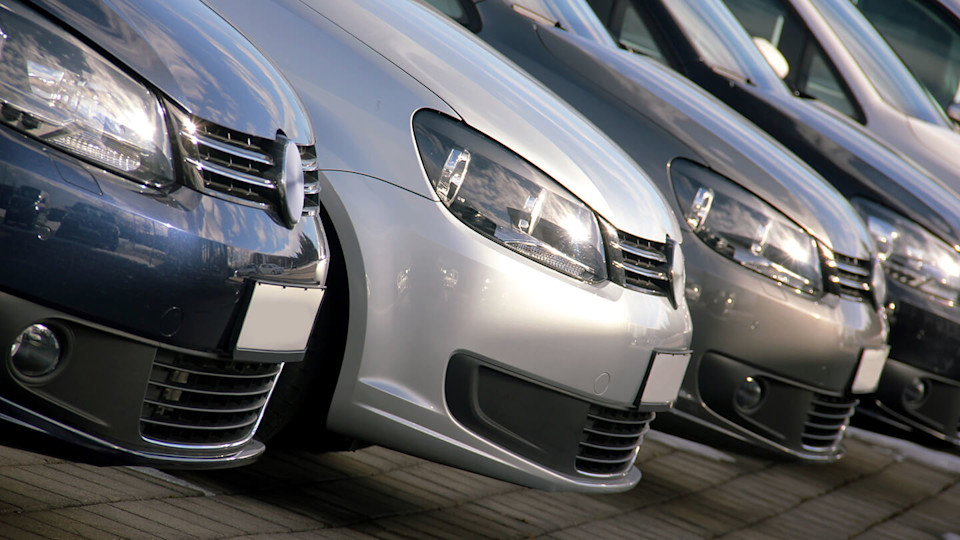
947;102;960;124
752;37;789;80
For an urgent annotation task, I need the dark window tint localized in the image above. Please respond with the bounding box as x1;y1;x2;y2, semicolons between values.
723;0;860;120
858;0;960;111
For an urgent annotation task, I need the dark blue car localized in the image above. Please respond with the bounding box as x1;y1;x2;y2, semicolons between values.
0;0;328;468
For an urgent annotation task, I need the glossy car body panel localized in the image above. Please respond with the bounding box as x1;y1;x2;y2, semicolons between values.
31;0;312;142
206;0;694;491
0;0;327;467
446;0;887;460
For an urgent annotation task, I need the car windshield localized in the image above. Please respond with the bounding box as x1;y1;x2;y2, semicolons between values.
810;0;950;126
661;0;787;90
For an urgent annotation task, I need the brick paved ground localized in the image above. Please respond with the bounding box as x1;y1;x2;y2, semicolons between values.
0;428;958;539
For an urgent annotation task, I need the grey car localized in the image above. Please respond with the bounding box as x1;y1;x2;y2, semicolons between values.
202;0;693;492
724;0;960;215
426;0;889;461
594;0;960;447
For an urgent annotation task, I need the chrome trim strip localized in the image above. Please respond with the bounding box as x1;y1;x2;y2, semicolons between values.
196;133;274;165
200;160;277;189
622;261;669;281
620;242;668;262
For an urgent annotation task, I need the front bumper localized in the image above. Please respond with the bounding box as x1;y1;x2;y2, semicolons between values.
320;170;692;492
664;231;888;461
0;126;327;467
856;281;960;444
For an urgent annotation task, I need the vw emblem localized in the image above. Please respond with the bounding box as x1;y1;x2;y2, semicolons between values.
278;139;305;227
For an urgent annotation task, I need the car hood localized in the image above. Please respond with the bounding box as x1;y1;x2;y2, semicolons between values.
773;93;960;245
274;0;680;243
534;23;872;258
32;0;312;142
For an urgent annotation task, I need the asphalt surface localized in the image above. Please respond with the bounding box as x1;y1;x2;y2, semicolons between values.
0;425;958;539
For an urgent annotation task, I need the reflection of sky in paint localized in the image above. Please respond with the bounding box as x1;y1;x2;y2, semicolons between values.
96;0;309;141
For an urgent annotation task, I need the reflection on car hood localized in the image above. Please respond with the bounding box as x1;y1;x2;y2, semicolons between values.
301;0;679;243
32;0;311;142
536;25;872;258
780;95;960;245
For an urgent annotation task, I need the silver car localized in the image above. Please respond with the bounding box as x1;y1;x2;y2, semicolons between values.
203;0;693;492
427;0;890;461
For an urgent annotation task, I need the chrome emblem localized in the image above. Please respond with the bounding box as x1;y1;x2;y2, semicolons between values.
278;139;305;227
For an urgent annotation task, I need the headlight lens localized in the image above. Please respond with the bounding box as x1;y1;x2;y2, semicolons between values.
0;0;173;186
671;159;822;295
413;110;607;282
853;199;960;306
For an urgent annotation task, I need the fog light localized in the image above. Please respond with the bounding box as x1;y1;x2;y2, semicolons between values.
735;376;764;411
10;324;61;378
903;378;928;406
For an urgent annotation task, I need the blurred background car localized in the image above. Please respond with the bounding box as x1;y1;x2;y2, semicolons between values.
0;0;329;468
854;0;960;119
428;0;890;461
204;0;696;493
722;0;960;214
588;0;960;447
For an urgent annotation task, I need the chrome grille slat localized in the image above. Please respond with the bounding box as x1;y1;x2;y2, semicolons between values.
147;381;272;398
615;231;673;298
195;159;277;189
140;352;282;448
833;260;870;277
195;133;274;165
824;254;872;302
142;399;266;414
140;416;258;431
576;405;654;476
176;113;319;220
621;261;669;281
620;242;668;263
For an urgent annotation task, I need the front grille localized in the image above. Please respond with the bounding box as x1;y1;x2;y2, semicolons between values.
615;230;673;298
576;405;654;476
800;394;858;452
140;351;282;448
176;112;319;220
824;254;872;302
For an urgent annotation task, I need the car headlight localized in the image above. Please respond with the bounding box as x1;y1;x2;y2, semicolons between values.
671;159;822;295
0;0;173;187
413;110;607;282
853;199;960;306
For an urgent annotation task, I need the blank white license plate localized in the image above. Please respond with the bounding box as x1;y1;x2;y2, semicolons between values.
851;346;889;394
639;351;692;405
235;282;325;353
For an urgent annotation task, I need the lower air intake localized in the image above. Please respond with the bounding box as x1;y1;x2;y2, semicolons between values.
140;351;282;448
576;405;654;476
801;394;858;452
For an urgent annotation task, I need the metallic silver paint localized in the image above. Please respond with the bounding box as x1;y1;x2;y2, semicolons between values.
205;0;692;491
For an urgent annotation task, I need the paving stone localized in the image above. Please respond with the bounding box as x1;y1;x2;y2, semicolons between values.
216;493;333;530
0;446;62;468
353;514;471;540
0;472;76;511
855;520;941;540
0;513;84;539
67;503;188;539
163;495;294;535
299;477;426;522
48;507;146;539
424;506;518;539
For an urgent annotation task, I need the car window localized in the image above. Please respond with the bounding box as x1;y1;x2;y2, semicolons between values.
856;0;960;112
421;0;481;30
723;0;861;120
619;3;669;62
